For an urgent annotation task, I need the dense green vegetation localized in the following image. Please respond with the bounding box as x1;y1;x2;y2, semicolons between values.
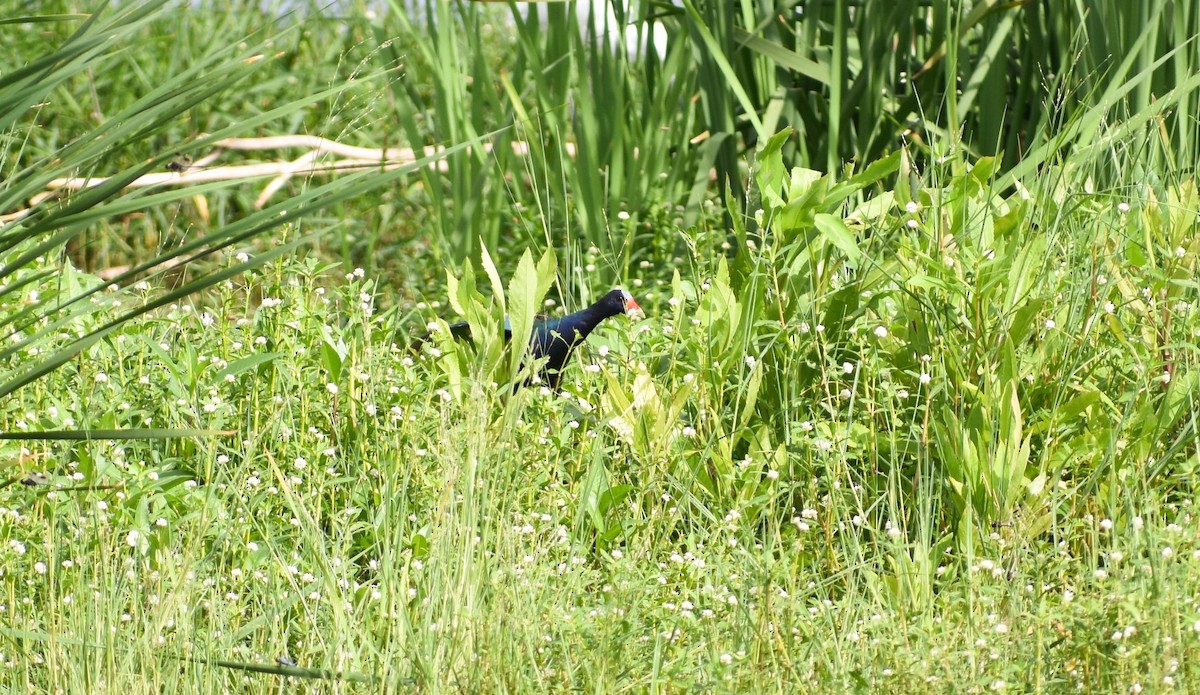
3;0;1199;692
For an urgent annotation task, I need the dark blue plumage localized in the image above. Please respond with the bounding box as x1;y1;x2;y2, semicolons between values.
442;288;642;388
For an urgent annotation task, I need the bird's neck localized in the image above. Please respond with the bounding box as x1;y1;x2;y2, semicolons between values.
553;314;596;341
541;306;608;346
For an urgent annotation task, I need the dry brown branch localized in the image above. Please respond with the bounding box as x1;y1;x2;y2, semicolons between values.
6;134;717;234
27;136;582;212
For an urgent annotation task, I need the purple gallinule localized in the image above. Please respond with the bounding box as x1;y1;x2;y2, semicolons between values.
430;288;643;388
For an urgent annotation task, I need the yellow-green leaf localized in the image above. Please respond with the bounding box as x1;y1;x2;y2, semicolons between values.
814;213;863;262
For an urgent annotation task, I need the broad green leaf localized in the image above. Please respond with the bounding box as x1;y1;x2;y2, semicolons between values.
598;484;633;518
813;213;862;263
739;360;763;427
580;451;611;531
755;127;793;209
446;271;464;317
826;151;903;209
320;338;346;382
535;247;557;302
506;249;540;380
479;242;506;317
214;352;283;381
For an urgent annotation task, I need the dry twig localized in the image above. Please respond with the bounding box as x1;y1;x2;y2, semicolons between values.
20;135;581;214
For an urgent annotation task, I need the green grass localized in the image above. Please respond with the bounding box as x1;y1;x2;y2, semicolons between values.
4;158;1200;690
4;1;1200;692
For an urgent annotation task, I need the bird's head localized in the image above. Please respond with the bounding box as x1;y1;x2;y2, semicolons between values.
611;288;645;321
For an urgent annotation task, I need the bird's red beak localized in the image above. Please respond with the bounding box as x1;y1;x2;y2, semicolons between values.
624;296;645;321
